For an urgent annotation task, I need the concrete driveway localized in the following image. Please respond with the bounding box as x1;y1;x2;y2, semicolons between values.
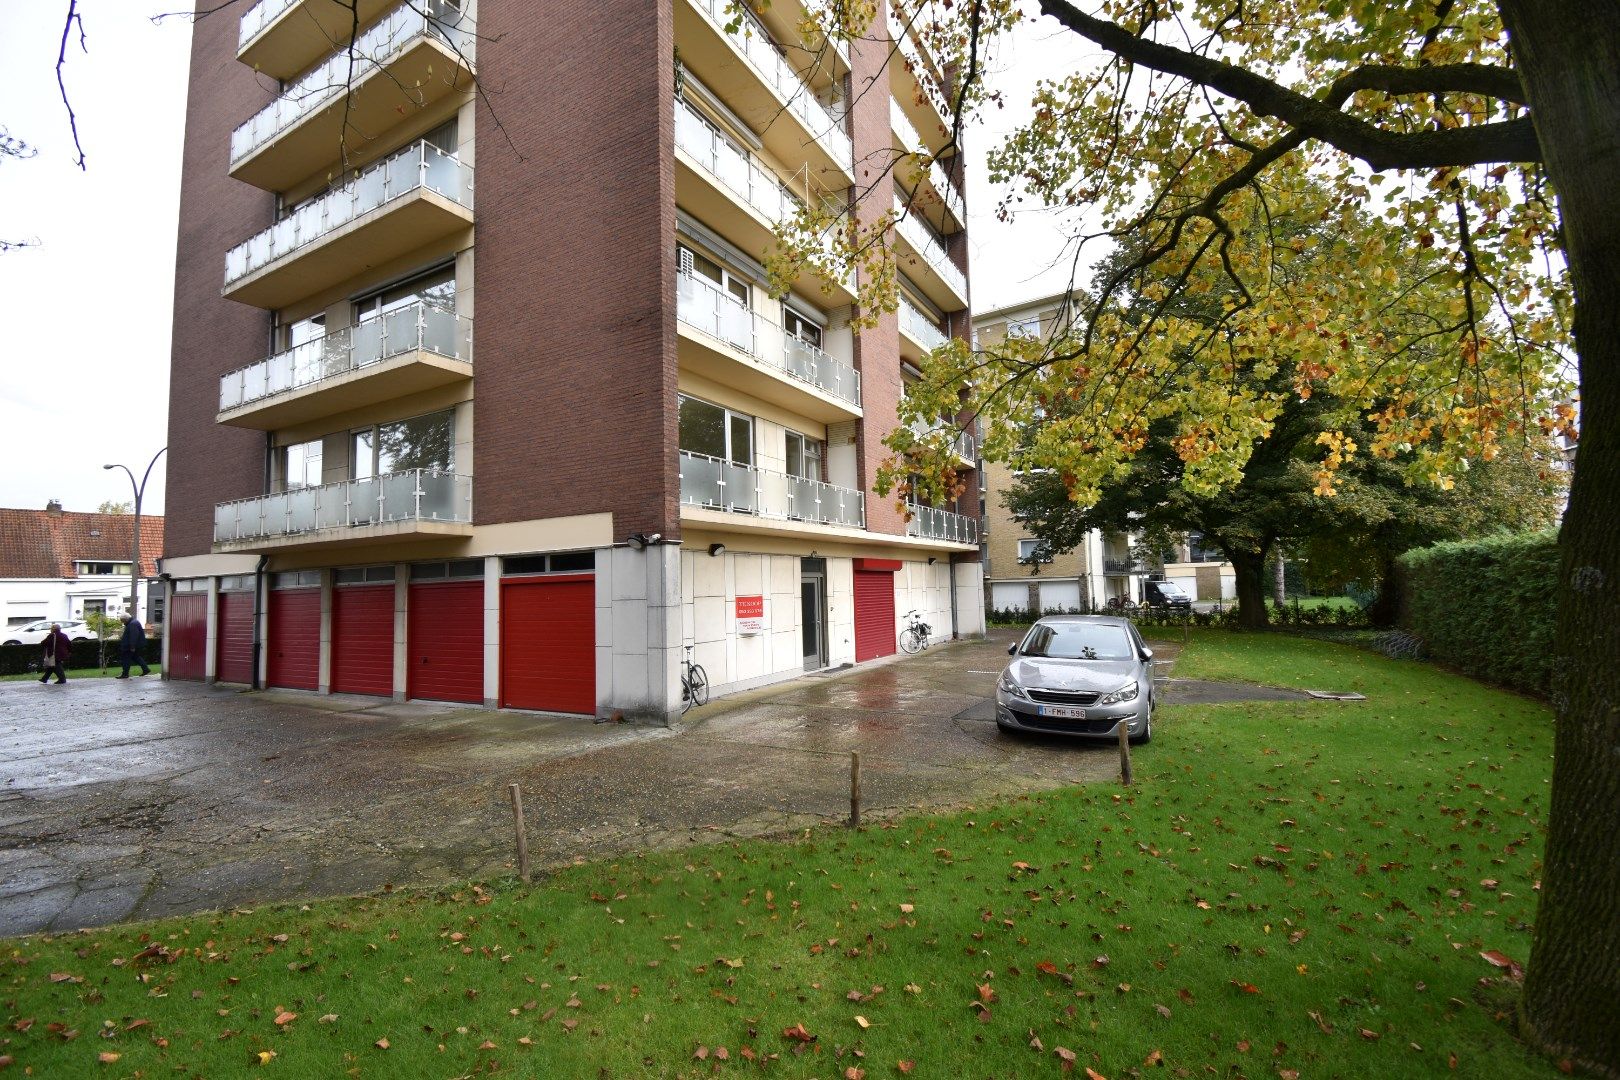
0;630;1170;936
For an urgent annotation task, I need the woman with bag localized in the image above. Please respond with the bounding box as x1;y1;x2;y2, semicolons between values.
38;623;70;684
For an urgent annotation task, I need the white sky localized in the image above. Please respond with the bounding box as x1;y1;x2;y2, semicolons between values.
0;1;1089;518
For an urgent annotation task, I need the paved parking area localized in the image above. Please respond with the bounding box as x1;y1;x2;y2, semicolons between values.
0;629;1191;936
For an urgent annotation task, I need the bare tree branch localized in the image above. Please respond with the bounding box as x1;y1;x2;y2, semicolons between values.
57;0;87;171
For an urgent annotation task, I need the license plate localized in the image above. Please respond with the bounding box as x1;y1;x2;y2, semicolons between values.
1040;705;1087;720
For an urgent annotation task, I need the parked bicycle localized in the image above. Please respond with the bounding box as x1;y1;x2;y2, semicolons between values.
680;644;709;714
898;610;932;654
1105;596;1139;614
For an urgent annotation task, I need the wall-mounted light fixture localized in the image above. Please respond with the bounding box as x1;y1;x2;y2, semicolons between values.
626;532;663;550
927;556;937;565
708;543;726;557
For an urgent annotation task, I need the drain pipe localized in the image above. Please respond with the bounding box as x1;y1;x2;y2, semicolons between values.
949;557;959;639
249;554;268;690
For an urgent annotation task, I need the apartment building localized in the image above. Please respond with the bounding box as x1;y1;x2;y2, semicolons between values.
973;295;1235;612
161;0;982;719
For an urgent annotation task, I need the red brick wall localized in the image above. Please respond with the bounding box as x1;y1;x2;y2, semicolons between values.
164;4;278;558
471;0;678;538
850;15;907;537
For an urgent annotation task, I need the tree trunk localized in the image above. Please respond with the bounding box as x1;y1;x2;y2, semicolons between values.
1497;3;1620;1074
1273;553;1287;605
1367;548;1401;629
1229;550;1270;629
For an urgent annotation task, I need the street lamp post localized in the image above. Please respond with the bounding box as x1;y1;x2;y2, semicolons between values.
104;449;167;622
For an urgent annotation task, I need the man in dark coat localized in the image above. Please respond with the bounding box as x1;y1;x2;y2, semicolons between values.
39;624;70;685
117;614;150;678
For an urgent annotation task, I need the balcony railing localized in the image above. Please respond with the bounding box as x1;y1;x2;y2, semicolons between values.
890;101;962;223
1103;558;1156;575
909;418;977;463
686;0;853;172
238;0;297;49
224;139;472;287
906;502;978;544
680;451;865;529
899;296;947;352
229;0;472;166
214;468;471;544
893;197;967;301
677;271;861;407
219;302;471;413
676;95;798;224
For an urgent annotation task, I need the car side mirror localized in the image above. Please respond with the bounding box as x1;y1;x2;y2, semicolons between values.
1141;648;1154;661
1007;643;1018;656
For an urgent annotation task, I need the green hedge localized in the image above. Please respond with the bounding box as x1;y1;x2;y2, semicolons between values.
0;638;162;677
1398;530;1559;697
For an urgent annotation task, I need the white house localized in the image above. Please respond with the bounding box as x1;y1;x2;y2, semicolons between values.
0;502;164;631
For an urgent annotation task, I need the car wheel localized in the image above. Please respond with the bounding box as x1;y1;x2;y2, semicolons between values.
1130;711;1153;746
995;720;1019;736
2;640;19;647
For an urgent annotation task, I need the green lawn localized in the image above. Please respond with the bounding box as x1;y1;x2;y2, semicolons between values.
1;664;162;683
1277;595;1357;611
0;633;1557;1077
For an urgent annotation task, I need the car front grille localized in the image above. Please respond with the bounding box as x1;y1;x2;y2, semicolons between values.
1027;688;1101;706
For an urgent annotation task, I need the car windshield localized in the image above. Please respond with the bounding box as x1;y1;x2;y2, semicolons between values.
1020;622;1135;661
1157;583;1187;596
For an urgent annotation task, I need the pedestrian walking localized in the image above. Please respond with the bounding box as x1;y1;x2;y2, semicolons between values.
38;623;70;685
117;614;150;678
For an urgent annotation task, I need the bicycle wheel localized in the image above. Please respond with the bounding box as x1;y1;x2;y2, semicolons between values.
899;627;925;654
689;663;709;706
680;676;694;714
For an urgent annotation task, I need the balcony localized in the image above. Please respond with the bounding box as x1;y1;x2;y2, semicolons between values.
677;271;861;421
887;7;951;155
680;451;865;531
891;101;963;231
218;303;472;429
675;0;853;188
1103;558;1157;576
909;418;977;467
898;295;947;361
214;468;472;552
223;140;473;309
905;502;978;545
229;0;474;191
893;196;968;310
237;0;399;81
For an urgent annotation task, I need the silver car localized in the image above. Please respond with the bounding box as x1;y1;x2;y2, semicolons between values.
995;616;1156;743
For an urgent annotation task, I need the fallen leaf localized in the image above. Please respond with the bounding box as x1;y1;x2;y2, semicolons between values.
98;1052;120;1064
899;903;914;914
1145;1048;1164;1066
1480;950;1524;980
782;1022;815;1043
844;1068;866;1080
1055;1046;1078;1073
1231;980;1261;995
1359;1028;1381;1041
1237;1040;1251;1053
694;1046;709;1060
478;1041;497;1050
1086;1069;1109;1080
274;1011;296;1026
1308;1010;1334;1034
715;1046;729;1060
257;1050;276;1065
48;973;79;984
854;1015;871;1029
898;1062;915;1074
1280;1071;1300;1080
978;983;998;1004
375;1038;390;1050
719;957;744;969
317;1014;338;1024
1154;1004;1172;1019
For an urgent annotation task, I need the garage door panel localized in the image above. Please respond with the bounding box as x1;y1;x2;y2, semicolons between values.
408;581;483;704
268;588;320;691
332;585;394;697
501;578;595;715
168;593;208;681
853;569;897;663
217;591;256;685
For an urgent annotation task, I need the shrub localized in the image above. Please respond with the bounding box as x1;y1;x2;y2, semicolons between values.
1397;530;1558;697
0;638;162;677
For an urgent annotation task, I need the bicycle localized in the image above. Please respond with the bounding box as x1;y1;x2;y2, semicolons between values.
680;644;708;714
1105;596;1139;614
898;610;932;654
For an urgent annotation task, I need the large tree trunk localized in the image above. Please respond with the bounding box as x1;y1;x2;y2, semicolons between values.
1228;550;1270;629
1497;3;1620;1074
1273;552;1287;605
1367;548;1401;629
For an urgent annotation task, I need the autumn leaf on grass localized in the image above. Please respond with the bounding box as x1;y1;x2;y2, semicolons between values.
1480;950;1524;980
273;1010;296;1027
977;983;998;1004
1145;1048;1164;1066
854;1015;871;1029
1230;980;1261;995
374;1038;390;1050
317;1014;338;1024
1086;1069;1109;1080
1308;1010;1334;1034
899;903;915;914
1054;1046;1077;1073
898;1061;916;1074
782;1022;816;1043
97;1052;120;1065
256;1050;276;1066
844;1068;866;1080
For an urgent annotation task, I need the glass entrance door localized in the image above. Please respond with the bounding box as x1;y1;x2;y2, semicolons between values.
800;559;827;669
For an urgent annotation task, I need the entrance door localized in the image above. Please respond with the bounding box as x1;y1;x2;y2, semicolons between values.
800;558;827;669
168;592;208;680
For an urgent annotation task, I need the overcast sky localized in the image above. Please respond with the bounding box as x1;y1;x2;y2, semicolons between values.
0;2;1089;518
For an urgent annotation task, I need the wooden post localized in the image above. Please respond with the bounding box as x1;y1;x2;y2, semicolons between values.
1117;722;1134;786
508;783;531;883
849;751;862;828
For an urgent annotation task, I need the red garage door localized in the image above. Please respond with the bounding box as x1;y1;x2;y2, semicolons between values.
332;584;395;697
853;564;898;663
216;589;256;684
268;587;320;691
501;575;595;714
408;580;484;704
168;592;207;681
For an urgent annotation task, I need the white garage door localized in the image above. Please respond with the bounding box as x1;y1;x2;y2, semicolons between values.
1038;580;1082;613
990;582;1029;612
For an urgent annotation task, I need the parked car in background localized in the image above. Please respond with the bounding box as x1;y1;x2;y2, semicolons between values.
2;620;94;647
1143;578;1193;610
995;615;1156;743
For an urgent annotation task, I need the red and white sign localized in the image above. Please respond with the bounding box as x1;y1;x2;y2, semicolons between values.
735;595;765;635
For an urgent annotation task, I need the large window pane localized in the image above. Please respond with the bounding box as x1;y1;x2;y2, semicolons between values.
729;413;753;466
352;429;375;480
283;439;323;489
679;396;726;458
377;410;454;473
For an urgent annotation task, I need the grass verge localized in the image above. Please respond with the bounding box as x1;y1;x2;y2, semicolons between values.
1;634;1555;1077
1;665;162;683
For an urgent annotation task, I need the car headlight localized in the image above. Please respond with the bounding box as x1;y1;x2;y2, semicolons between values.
997;671;1028;700
1098;681;1139;705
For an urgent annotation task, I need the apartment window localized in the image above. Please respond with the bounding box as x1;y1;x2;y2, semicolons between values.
77;562;132;576
1017;539;1053;564
503;551;595;576
679;395;753;465
678;244;750;309
83;599;107;618
783;307;823;349
1186;532;1221;563
355;263;456;323
280;312;326;351
785;431;822;480
352;409;455;479
334;566;396;585
283;438;324;490
1006;316;1041;339
148;595;165;624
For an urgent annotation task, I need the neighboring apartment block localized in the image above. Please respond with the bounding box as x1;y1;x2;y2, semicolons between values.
0;504;163;629
973;295;1234;612
162;0;982;718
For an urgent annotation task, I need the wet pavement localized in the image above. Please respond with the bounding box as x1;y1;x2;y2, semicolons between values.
0;628;1288;936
